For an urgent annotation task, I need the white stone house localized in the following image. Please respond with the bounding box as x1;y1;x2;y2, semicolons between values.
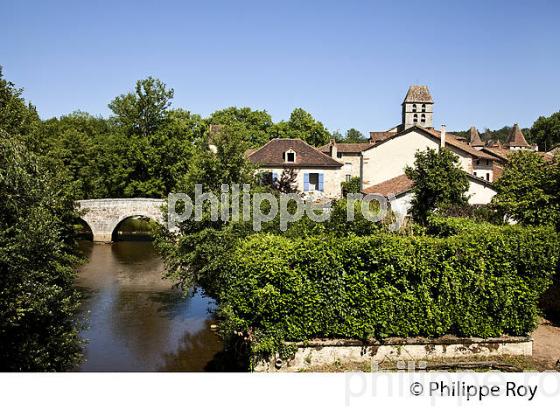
246;138;344;199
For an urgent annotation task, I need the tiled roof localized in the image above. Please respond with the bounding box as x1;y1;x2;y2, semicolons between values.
505;124;530;148
483;147;511;162
403;85;433;103
469;126;484;147
318;141;374;154
420;128;496;160
247;138;343;168
362;174;414;196
363;126;495;160
484;146;555;164
369;131;397;142
363;172;494;197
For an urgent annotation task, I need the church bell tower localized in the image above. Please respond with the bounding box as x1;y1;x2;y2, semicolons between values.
402;85;433;129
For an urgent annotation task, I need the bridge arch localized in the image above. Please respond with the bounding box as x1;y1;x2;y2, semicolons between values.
76;198;166;242
110;214;160;241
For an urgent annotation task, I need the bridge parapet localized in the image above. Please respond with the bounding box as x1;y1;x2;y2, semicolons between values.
76;198;166;242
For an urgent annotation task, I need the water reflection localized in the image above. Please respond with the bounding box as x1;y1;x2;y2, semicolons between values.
76;241;223;371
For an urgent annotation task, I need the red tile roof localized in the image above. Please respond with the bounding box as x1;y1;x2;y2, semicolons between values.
247;138;343;168
318;141;374;154
362;174;414;197
363;172;494;197
369;131;397;142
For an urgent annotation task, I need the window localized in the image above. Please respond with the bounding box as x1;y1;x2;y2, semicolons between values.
304;172;324;192
421;114;426;123
474;172;478;177
422;104;426;112
412;104;417;112
413;114;418;123
486;173;490;181
337;152;343;158
284;150;296;163
346;174;351;182
476;159;480;166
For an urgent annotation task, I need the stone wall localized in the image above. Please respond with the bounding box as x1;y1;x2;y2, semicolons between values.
254;336;533;372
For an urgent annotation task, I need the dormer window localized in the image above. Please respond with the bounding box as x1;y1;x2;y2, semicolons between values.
412;104;417;112
284;149;296;163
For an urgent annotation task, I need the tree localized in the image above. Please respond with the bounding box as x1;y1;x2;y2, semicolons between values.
492;151;559;227
109;77;174;137
0;135;83;371
208;107;272;147
272;108;331;146
531;111;560;152
344;128;367;143
405;148;470;223
0;66;39;139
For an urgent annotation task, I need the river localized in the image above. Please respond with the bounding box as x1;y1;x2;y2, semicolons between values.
75;240;224;371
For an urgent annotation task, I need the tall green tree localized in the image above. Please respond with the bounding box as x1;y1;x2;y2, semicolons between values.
531;111;560;152
272;108;331;146
0;135;83;371
0;66;39;139
208;107;272;147
109;77;174;137
405;148;469;223
492;151;559;227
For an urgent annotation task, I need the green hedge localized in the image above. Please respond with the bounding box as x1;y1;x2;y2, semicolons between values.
218;222;559;358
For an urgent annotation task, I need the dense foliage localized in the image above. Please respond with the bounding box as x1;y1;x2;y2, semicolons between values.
492;151;560;228
531;111;560;152
0;136;83;371
216;219;558;361
405;148;469;224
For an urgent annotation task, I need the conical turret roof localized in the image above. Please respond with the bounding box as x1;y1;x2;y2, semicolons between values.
505;123;530;148
469;126;484;147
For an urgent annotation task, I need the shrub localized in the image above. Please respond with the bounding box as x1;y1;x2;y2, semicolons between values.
341;176;361;197
217;222;559;361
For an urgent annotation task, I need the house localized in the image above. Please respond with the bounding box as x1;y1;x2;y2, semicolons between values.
246;85;500;212
246;138;344;198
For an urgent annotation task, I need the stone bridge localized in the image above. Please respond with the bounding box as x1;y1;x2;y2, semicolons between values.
76;198;166;242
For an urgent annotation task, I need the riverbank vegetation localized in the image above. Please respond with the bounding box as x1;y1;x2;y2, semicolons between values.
0;136;83;371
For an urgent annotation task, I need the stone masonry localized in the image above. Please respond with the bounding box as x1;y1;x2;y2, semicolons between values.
76;198;166;242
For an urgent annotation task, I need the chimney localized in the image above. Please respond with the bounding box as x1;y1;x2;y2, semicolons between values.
329;139;338;159
440;125;446;150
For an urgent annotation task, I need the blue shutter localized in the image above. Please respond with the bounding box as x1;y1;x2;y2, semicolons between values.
304;173;309;192
318;173;324;192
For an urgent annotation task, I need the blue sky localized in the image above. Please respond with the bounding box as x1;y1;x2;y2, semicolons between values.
2;0;559;134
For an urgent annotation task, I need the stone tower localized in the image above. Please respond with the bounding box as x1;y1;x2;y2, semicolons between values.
402;85;433;129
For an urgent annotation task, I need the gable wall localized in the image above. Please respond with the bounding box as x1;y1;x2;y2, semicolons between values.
361;130;473;186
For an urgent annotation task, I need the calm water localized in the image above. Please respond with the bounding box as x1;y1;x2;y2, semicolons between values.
76;241;223;371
